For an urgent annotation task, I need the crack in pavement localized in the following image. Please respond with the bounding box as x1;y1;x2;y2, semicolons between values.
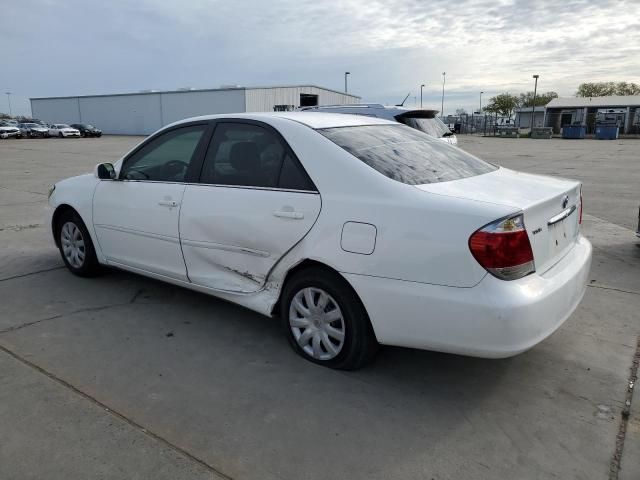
587;284;640;296
610;335;640;480
0;302;133;335
0;266;65;283
0;184;47;197
0;343;232;480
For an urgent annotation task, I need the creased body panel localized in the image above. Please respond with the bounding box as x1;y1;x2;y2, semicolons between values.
180;185;321;293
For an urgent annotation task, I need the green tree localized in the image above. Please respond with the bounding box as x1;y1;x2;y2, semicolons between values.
518;91;558;107
576;82;640;97
483;93;519;117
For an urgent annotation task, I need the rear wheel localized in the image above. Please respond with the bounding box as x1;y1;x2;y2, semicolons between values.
56;210;101;276
280;268;378;370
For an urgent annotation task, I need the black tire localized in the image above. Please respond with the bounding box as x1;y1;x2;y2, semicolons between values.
280;268;378;370
58;132;63;138
55;210;101;277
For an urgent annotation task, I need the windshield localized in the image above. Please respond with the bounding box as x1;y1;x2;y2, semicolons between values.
396;115;451;138
58;124;70;128
318;125;496;185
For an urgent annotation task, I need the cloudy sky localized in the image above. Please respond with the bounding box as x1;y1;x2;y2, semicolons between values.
2;0;639;116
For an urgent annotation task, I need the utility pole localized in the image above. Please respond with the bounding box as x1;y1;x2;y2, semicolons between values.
420;84;425;109
479;91;484;114
532;74;539;129
344;72;350;93
441;72;446;115
5;92;12;116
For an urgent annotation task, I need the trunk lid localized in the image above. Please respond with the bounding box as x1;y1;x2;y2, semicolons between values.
416;167;581;274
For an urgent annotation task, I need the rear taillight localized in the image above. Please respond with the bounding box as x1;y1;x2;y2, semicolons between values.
469;213;535;280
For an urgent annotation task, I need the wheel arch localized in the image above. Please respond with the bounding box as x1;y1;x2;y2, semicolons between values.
51;204;79;247
271;259;377;340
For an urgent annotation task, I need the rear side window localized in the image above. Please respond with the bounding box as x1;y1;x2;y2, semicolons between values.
200;122;315;190
318;125;496;185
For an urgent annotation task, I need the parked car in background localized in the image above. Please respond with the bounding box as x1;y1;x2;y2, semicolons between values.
300;104;458;145
48;112;591;370
49;124;81;138
70;123;102;137
0;125;22;139
18;122;49;138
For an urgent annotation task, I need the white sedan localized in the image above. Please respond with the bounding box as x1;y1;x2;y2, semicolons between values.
47;112;592;369
49;123;81;138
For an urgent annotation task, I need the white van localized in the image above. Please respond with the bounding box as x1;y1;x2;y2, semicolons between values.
299;104;458;146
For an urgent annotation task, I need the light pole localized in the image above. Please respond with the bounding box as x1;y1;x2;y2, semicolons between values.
479;91;484;113
344;72;350;93
532;74;539;129
441;72;446;115
5;92;12;117
420;84;425;109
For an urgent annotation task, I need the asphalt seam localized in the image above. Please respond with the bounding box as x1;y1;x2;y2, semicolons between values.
0;343;233;480
609;335;640;480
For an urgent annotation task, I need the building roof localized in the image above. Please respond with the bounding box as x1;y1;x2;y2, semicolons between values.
515;106;545;113
546;95;640;109
30;84;360;101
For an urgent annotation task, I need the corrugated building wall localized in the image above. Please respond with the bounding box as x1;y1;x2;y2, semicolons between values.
244;86;359;112
31;85;359;135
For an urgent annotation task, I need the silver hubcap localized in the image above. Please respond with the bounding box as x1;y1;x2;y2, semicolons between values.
61;222;85;268
289;287;345;361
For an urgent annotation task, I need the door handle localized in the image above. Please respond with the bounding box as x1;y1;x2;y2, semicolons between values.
273;210;304;220
158;200;179;208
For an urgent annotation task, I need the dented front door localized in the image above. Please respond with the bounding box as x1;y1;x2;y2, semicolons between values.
179;185;321;293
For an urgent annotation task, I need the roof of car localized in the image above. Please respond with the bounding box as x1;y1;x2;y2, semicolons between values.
169;111;396;130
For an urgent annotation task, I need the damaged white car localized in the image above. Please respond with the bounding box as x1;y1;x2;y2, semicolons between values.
48;112;592;369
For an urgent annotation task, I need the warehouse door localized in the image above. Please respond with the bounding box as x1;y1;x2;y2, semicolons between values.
299;94;318;107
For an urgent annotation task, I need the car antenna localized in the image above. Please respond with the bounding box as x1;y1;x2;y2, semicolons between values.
396;93;410;107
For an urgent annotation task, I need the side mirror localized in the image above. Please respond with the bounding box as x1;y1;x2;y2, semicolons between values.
95;163;116;180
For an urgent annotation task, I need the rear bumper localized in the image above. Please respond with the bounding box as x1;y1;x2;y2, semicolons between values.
344;235;592;358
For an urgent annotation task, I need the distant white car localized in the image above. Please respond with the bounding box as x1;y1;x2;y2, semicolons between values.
49;124;80;138
0;125;22;139
300;104;458;146
48;112;591;369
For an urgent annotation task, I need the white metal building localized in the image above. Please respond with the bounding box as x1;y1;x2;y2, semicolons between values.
514;106;545;129
30;85;360;135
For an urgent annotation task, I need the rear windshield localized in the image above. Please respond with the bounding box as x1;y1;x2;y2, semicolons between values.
318;125;496;185
396;115;451;138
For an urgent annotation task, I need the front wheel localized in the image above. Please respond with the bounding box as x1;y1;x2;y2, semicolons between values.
56;210;101;276
280;268;378;370
58;132;63;138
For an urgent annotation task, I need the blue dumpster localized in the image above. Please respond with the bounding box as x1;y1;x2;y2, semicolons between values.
595;126;618;140
562;125;586;139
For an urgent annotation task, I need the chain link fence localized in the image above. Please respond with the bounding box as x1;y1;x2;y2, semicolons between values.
441;114;517;136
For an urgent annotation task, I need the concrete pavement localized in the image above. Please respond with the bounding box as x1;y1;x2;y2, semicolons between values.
0;135;638;479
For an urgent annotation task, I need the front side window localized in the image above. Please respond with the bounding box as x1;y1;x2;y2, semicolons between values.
200;122;314;190
319;125;496;185
120;126;206;182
